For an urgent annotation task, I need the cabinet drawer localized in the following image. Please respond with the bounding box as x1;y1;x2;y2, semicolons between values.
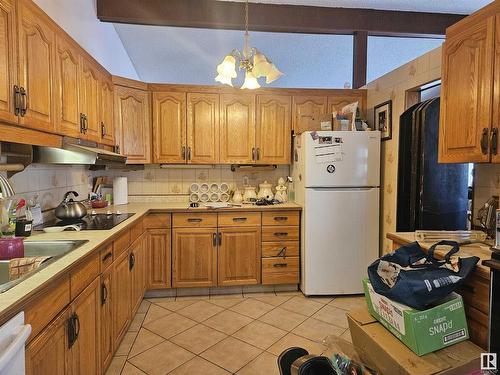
262;241;299;258
130;219;144;242
262;211;299;226
457;273;490;315
25;275;70;340
262;257;299;285
100;244;114;272
114;230;131;257
262;226;299;241
173;213;217;227
218;212;261;227
144;213;171;229
70;252;100;299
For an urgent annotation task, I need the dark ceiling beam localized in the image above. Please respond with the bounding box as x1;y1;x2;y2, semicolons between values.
352;31;368;89
96;0;464;37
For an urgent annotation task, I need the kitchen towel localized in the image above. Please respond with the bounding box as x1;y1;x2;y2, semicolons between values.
113;177;128;205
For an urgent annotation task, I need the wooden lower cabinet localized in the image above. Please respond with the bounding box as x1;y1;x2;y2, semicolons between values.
218;227;261;286
130;235;146;315
112;249;131;349
100;267;113;372
70;278;100;374
147;229;171;289
26;278;100;375
172;227;217;288
26;307;70;375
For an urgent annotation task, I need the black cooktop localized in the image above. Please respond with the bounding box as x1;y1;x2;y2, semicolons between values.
36;213;135;231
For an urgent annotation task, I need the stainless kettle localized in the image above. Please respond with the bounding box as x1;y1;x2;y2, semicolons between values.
55;191;88;221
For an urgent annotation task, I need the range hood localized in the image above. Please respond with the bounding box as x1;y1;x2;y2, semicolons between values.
33;139;127;166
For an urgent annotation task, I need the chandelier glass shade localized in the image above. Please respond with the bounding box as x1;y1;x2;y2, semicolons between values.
215;0;283;89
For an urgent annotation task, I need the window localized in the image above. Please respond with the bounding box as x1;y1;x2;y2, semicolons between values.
367;36;443;82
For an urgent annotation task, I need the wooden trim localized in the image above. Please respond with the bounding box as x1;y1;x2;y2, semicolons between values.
112;75;148;91
353;31;368;89
97;0;462;37
0;123;62;147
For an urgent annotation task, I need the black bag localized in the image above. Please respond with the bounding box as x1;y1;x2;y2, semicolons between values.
367;240;479;310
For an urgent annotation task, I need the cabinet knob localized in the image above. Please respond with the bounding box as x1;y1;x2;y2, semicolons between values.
481;128;489;155
13;85;21;116
491;128;498;155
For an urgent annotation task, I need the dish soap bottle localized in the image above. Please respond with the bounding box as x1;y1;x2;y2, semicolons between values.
287;176;295;202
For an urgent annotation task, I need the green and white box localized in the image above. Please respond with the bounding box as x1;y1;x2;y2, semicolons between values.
362;279;469;356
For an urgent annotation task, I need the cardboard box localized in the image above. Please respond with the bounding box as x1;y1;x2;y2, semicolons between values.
295;113;332;134
362;279;469;356
347;307;482;375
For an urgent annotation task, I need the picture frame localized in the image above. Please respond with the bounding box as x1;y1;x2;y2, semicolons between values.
374;100;392;141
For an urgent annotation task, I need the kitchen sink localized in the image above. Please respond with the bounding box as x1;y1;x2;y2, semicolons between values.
0;240;88;293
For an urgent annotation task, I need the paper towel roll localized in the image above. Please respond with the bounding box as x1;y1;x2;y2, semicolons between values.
113;177;128;205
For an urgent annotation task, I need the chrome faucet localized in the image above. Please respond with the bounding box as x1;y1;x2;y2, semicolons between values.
0;174;15;197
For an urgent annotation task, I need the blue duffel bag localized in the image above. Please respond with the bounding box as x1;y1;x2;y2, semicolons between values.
367;240;479;310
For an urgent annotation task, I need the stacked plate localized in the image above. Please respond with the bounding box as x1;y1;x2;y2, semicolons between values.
189;183;230;203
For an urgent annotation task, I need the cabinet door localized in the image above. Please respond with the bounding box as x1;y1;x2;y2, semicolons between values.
152;91;186;163
327;93;365;117
491;16;500;163
100;268;113;372
54;35;81;138
100;75;115;145
112;249;131;349
70;277;100;375
26;308;70;375
292;95;327;134
17;0;56;132
172;228;217;288
115;85;151;163
148;229;171;289
256;95;291;164
187;93;219;164
79;58;100;141
439;17;495;163
218;227;261;286
0;0;18;124
130;235;145;315
220;94;255;164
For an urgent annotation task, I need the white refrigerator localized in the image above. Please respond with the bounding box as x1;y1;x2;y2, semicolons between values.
292;131;381;295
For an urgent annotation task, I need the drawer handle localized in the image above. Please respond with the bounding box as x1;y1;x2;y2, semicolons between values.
233;217;247;222
187;218;203;223
277;247;287;257
102;251;112;262
273;263;288;268
274;232;289;237
274;217;288;221
101;282;108;305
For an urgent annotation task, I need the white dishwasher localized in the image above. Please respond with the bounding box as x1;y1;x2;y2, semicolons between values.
0;312;31;375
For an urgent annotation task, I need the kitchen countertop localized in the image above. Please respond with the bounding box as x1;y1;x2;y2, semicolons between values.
0;202;302;320
387;232;493;280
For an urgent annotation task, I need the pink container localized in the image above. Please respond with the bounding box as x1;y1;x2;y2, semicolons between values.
0;237;24;260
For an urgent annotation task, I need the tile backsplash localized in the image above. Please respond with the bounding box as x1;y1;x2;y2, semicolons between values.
94;165;290;203
2;164;91;211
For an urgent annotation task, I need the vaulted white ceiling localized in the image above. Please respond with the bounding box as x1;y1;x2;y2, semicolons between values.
217;0;491;15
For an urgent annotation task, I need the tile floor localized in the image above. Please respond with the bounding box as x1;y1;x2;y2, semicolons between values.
106;291;366;375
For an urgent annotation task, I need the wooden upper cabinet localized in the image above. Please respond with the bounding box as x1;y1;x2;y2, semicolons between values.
492;15;500;163
220;93;255;164
256;95;291;164
54;35;81;138
292;95;327;134
17;0;56;132
172;227;217;288
100;75;115;145
152;91;186;163
79;58;100;141
187;92;219;164
439;17;495;163
0;0;18;125
115;85;151;164
218;227;261;286
327;92;366;116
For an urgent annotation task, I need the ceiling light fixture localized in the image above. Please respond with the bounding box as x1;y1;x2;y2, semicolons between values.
215;0;283;89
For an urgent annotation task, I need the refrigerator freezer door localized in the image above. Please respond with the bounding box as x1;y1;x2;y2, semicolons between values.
301;187;379;295
301;131;380;188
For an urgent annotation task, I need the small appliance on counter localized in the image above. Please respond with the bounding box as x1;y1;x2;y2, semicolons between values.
477;196;498;239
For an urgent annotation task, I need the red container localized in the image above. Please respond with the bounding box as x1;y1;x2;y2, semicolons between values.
0;237;24;260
